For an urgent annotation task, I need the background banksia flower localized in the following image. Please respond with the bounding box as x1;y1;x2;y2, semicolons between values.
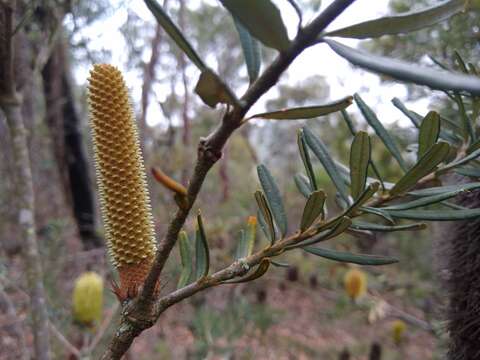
343;268;367;301
88;64;157;300
391;319;407;345
72;272;103;326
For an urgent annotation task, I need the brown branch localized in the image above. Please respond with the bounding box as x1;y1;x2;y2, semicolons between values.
0;1;51;359
101;1;357;358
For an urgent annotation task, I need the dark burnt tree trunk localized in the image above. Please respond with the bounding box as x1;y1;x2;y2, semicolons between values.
42;39;101;249
443;177;480;359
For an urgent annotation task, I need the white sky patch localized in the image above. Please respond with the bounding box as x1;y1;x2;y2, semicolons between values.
70;0;432;129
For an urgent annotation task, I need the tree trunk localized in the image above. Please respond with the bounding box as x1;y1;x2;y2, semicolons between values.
2;102;52;360
0;2;51;358
445;182;480;359
42;37;101;249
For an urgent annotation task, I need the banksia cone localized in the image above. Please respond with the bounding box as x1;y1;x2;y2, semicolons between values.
391;319;407;345
88;64;157;300
72;272;103;326
343;268;367;301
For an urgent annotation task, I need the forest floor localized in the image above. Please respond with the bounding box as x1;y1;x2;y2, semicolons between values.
130;268;439;360
0;225;441;360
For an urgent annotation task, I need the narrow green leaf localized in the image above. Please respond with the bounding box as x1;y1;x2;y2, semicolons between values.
467;139;480;154
346;182;380;216
294;173;312;198
235;230;247;260
341;111;386;191
437;148;480;174
390;142;450;196
341;109;357;135
429;54;450;71
224;258;270;284
454;50;469;73
409;182;480;197
144;0;206;71
300;190;326;231
220;0;290;51
194;69;236;108
232;17;261;84
354;94;407;171
386;208;480;221
306;182;372;233
303;127;350;203
351;221;427;232
454;93;476;141
350;131;371;200
468;62;479;76
317;216;351;242
270;260;290;268
455;167;480;178
323;0;466;39
298;129;317;191
234;219;256;259
304;246;398;266
294;216;352;249
326;40;480;96
391;97;422;127
442;201;469;210
255;190;276;243
392;98;459;142
361;206;395;224
257;165;288;236
247;96;353;120
418;111;440;159
177;231;193;288
384;186;480;210
195;211;210;279
333;161;352;186
256;209;269;240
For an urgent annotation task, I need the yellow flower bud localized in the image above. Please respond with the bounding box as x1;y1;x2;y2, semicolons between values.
343;268;367;300
391;319;407;345
72;272;103;326
88;64;157;299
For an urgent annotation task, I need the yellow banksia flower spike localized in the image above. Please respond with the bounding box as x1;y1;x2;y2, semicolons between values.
343;268;367;301
72;271;103;326
88;64;157;300
391;319;407;345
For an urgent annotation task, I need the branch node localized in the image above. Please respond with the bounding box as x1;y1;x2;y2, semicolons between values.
198;137;222;163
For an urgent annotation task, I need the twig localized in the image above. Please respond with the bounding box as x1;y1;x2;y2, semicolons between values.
100;1;358;358
48;322;82;359
0;287;28;360
87;303;120;354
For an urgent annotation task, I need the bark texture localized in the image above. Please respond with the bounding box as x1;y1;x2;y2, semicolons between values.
446;183;480;360
2;103;52;360
0;2;51;358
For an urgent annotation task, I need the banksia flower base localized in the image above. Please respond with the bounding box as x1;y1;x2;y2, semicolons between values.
88;64;157;301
